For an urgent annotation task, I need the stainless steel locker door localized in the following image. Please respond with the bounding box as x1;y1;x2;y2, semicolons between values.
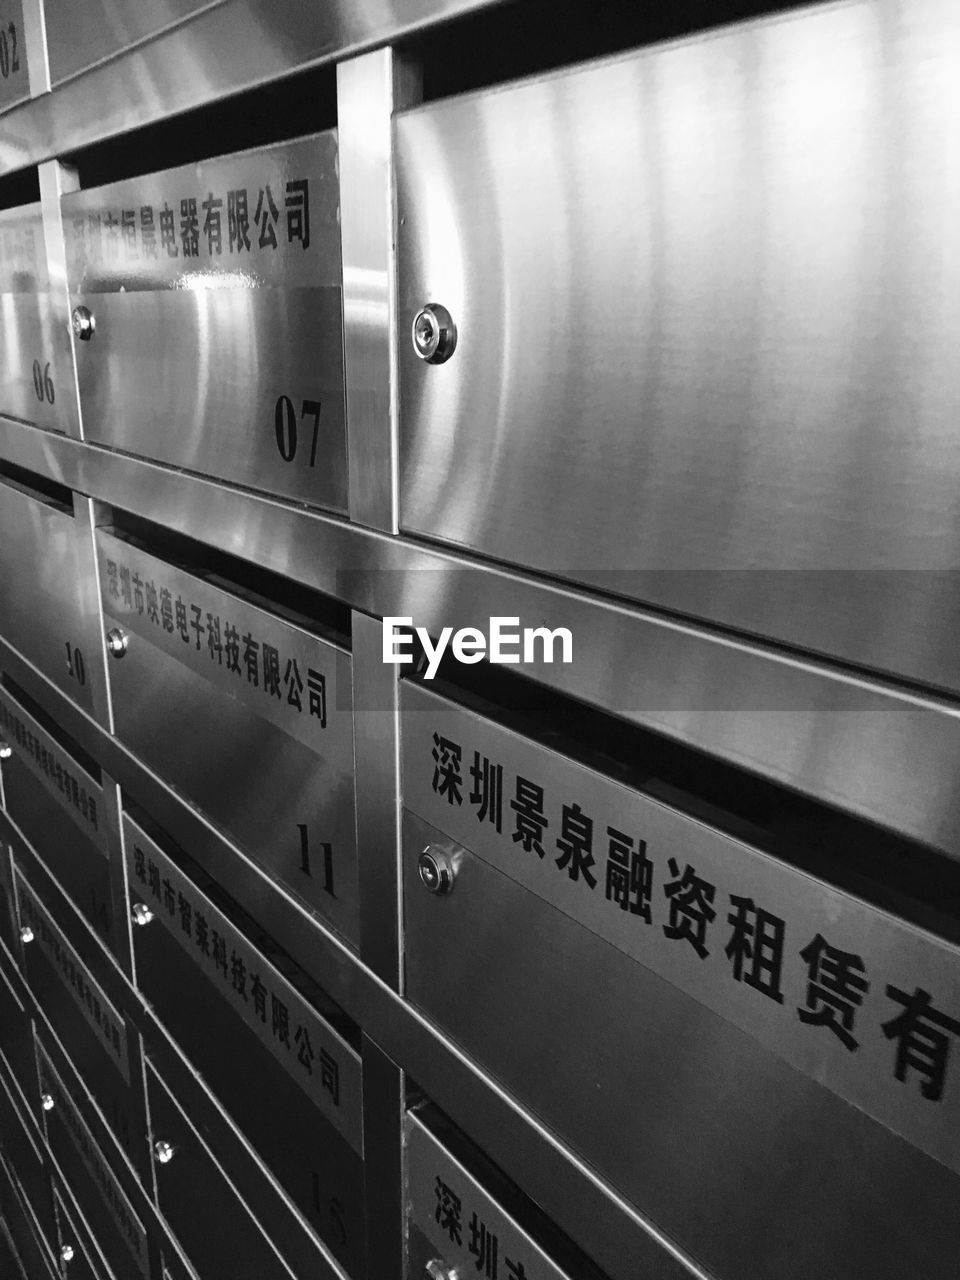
63;135;347;513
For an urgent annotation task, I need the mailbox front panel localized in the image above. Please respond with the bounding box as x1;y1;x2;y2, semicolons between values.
64;135;347;512
97;530;358;945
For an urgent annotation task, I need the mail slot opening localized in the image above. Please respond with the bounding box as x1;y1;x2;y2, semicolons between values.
65;66;338;190
0;460;73;515
0;167;39;213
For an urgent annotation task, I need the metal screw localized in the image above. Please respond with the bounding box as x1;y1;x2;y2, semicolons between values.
131;902;154;927
19;926;34;944
59;1244;74;1262
40;1093;54;1112
412;303;457;364
418;845;456;895
0;741;10;759
71;305;95;341
106;627;128;659
425;1261;460;1280
154;1139;175;1164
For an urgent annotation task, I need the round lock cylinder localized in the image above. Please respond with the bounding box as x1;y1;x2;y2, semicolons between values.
59;1244;74;1262
71;305;95;341
412;303;457;364
0;741;11;759
154;1139;175;1165
106;627;128;659
131;902;155;927
40;1093;54;1112
418;845;457;895
19;926;34;944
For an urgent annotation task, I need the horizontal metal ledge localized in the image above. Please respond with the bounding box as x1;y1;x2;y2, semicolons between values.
0;0;506;176
3;418;960;854
0;638;704;1280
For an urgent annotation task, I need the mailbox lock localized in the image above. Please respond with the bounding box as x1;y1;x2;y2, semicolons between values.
154;1139;176;1165
71;305;95;341
0;741;10;758
59;1244;75;1262
425;1262;460;1280
131;902;155;927
19;926;34;944
40;1093;54;1112
418;845;457;895
106;627;129;659
412;303;457;364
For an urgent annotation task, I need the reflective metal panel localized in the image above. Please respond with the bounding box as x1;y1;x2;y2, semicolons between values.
97;531;358;944
0;1058;53;1251
404;809;960;1280
0;951;37;1106
63;136;346;512
0;685;114;947
0;202;77;433
36;1043;149;1280
126;818;363;1276
0;0;30;112
43;0;220;86
13;866;135;1157
0;478;100;715
52;1183;117;1280
145;1062;298;1280
402;683;960;1176
406;1112;577;1280
397;2;960;693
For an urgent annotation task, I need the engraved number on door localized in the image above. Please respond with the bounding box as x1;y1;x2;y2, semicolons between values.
64;642;86;686
32;360;54;404
274;396;322;466
0;23;20;79
296;824;335;897
312;1172;347;1248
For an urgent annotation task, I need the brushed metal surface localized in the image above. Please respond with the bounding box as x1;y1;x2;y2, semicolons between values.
43;0;221;86
64;134;347;512
37;164;83;441
397;0;960;694
97;531;359;946
0;0;506;174
406;1113;576;1280
0;477;101;717
0;746;702;1280
0;0;30;112
128;823;364;1277
11;417;960;862
0;953;37;1109
0;685;114;948
0;201;77;435
36;1043;149;1280
403;810;960;1280
340;49;421;533
0;1061;51;1253
51;1183;117;1280
145;1062;299;1280
402;683;960;1176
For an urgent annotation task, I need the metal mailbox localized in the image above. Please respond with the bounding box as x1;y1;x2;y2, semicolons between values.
397;5;960;694
0;683;115;950
0;1053;53;1246
52;1180;117;1280
0;477;101;716
0;949;38;1108
405;1108;590;1280
97;530;358;946
0;202;78;435
36;1041;150;1280
401;682;960;1280
14;864;137;1159
145;1061;301;1280
63;134;346;512
127;815;364;1277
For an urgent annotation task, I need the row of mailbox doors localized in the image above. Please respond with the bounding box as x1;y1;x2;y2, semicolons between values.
0;816;585;1280
3;465;960;1279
